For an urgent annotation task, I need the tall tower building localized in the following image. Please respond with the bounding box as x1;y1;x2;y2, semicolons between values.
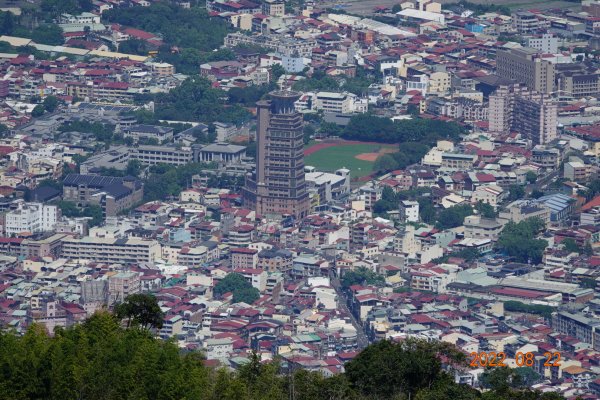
243;90;310;219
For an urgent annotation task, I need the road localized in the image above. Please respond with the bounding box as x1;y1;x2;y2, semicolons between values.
330;272;370;349
527;169;560;195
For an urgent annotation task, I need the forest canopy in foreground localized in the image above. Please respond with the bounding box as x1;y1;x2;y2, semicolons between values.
0;312;567;400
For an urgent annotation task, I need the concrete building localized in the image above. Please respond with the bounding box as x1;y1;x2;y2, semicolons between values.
399;200;419;223
512;11;547;33
564;161;590;182
513;91;558;145
195;143;246;163
62;174;144;217
4;202;59;236
496;47;555;94
131;145;193;166
243;91;310;219
61;237;161;263
108;271;141;304
123;124;174;144
556;63;600;98
489;84;557;144
315;92;354;114
552;311;600;349
463;215;505;241
524;33;559;54
262;0;284;16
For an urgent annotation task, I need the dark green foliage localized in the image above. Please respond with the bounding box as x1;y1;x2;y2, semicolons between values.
525;171;537;184
373;154;399;174
41;0;93;16
561;238;581;253
504;300;555;319
436;204;473;230
342;114;464;144
433;247;480;264
418;198;437;224
579;178;600;201
104;4;231;74
104;4;228;53
145;76;252;124
475;201;497;218
214;273;260;304
42;95;60;113
497;218;547;264
0;324;567;400
454;0;510;15
508;184;526;201
31;105;45;117
143;162;215;201
57;201;104;227
114;293;164;330
291;70;376;96
373;186;398;215
345;339;466;399
270;63;285;82
58;120;115;144
31;24;64;45
125;159;143;178
228;84;276;106
341;266;385;289
118;39;149;56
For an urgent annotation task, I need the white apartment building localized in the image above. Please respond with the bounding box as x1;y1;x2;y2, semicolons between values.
61;237;161;263
315;92;354;114
399;200;419;223
4;202;58;236
525;33;559;54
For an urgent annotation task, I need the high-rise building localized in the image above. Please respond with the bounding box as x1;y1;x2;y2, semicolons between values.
496;47;555;94
243;90;310;219
488;84;557;145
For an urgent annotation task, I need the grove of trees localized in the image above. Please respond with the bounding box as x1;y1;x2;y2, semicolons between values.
497;218;547;264
0;320;567;400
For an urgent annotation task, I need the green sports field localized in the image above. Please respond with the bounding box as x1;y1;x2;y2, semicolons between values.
304;142;397;178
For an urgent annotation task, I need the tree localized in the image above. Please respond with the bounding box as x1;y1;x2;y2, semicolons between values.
214;273;260;304
0;11;15;35
508;185;525;201
525;171;537;184
341;267;385;289
271;63;286;83
475;201;496;218
303;125;315;145
118;38;149;55
497;218;547;264
31;24;64;46
114;293;164;330
344;339;465;399
531;189;544;199
436;204;473;230
392;3;402;12
125;159;143;177
373;154;398;173
31;104;45;117
560;238;581;253
42;95;60;113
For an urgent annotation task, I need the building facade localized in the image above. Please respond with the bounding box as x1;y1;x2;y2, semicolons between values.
243;91;310;219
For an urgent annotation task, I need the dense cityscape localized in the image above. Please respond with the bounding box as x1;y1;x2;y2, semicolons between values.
1;0;600;398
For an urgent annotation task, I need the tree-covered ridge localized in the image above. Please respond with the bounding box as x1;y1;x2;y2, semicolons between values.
0;312;567;400
138;76;252;124
103;3;233;74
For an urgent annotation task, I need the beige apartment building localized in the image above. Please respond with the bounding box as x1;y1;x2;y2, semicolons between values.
61;237;161;264
496;47;555;94
489;84;557;144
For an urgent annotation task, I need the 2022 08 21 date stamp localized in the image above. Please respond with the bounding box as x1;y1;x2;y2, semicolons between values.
468;351;561;368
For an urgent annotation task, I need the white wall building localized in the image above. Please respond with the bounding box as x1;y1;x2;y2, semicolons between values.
4;202;58;236
399;200;419;223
